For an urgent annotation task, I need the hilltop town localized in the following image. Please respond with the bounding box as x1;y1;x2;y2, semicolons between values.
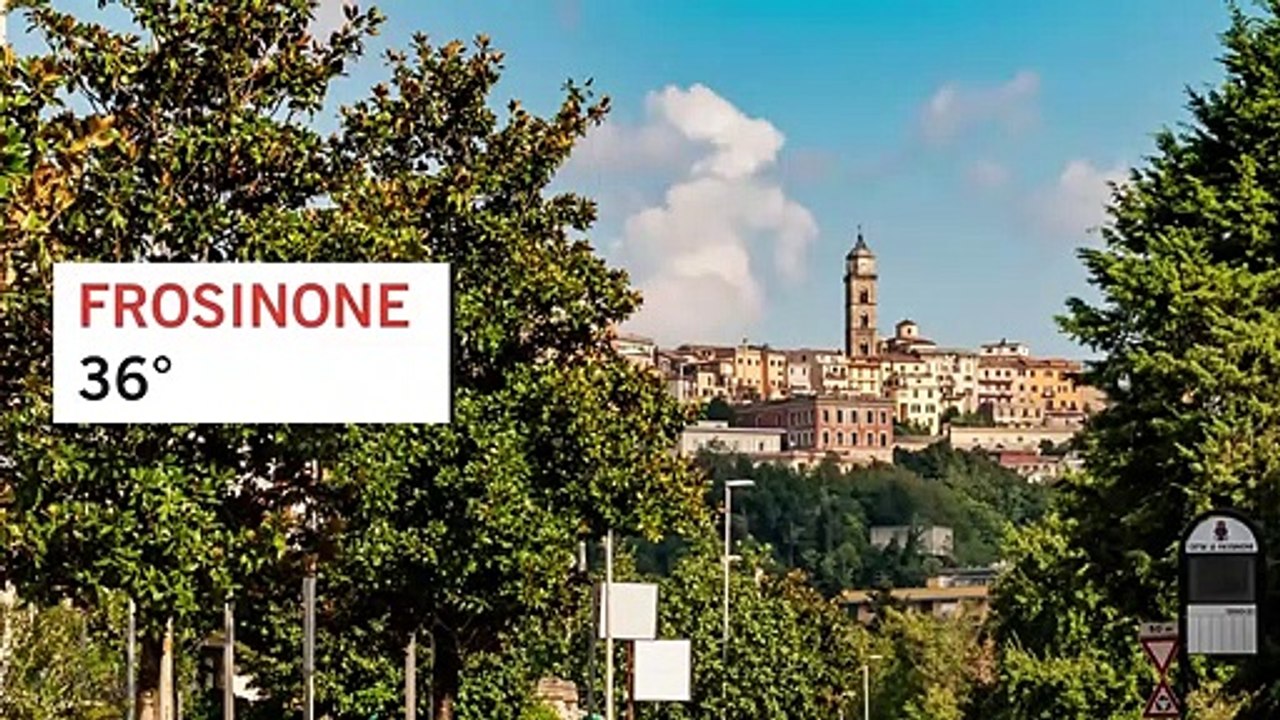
612;231;1105;482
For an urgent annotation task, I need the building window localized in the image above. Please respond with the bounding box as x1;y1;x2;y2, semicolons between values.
866;432;874;445
860;314;870;329
836;431;843;445
859;289;870;304
837;409;844;423
866;410;873;423
880;411;887;423
823;409;829;422
880;433;888;447
851;432;858;446
822;431;830;445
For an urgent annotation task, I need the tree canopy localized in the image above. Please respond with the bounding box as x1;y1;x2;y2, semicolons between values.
988;2;1280;716
0;1;703;717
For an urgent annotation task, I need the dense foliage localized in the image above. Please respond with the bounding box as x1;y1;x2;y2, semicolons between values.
680;443;1048;594
984;2;1280;717
0;596;128;720
0;1;702;718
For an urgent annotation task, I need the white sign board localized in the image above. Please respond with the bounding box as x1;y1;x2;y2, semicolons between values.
597;582;658;640
1185;516;1258;554
633;639;691;702
1186;605;1258;655
53;263;452;424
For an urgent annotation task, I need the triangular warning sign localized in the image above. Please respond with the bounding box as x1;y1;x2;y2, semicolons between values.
1141;638;1178;674
1144;682;1180;718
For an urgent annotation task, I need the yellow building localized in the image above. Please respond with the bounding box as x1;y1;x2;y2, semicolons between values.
977;354;1087;428
882;352;941;434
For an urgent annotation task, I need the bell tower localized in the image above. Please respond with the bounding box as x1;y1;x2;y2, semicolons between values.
844;227;878;358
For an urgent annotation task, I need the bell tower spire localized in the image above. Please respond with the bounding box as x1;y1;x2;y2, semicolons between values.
844;228;878;358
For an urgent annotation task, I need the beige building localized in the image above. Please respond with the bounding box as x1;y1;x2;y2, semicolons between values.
870;525;954;557
979;339;1031;358
842;581;991;624
882;352;942;434
918;346;979;415
611;332;656;369
678;421;787;457
948;425;1077;452
848;357;884;396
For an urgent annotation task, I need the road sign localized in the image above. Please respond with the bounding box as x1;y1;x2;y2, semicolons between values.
1179;509;1265;656
1141;637;1178;675
1143;682;1180;718
53;262;453;424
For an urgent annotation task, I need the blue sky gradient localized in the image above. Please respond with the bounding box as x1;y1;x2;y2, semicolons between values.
7;1;1239;357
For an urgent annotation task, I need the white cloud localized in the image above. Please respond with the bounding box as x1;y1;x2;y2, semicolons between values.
591;84;817;345
968;159;1011;189
1031;159;1127;237
921;70;1040;144
311;0;351;38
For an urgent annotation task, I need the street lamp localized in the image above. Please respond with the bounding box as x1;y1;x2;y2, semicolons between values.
862;654;884;720
722;478;754;719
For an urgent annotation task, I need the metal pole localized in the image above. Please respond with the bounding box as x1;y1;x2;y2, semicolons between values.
223;602;235;720
127;598;137;720
405;631;417;720
862;664;869;720
722;485;731;720
723;485;732;655
303;576;316;720
605;530;615;720
581;540;596;717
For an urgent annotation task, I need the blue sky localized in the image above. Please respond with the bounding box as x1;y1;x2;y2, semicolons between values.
9;1;1238;357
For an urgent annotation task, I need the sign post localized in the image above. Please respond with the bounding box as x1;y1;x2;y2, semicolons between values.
1138;622;1179;718
1177;509;1266;717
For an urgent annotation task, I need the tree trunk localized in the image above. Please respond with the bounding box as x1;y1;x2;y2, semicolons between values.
430;630;461;720
137;634;163;720
136;623;174;720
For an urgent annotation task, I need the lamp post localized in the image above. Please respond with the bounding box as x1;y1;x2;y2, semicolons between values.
862;654;883;720
721;478;754;719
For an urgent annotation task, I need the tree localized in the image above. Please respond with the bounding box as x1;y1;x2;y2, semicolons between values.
1;3;704;719
979;515;1146;719
2;2;384;715
702;396;734;422
634;536;873;720
1041;1;1280;715
229;26;705;720
0;596;129;720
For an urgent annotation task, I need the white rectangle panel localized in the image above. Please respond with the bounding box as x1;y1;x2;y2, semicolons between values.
53;263;452;424
1187;605;1257;655
633;639;691;702
597;582;658;640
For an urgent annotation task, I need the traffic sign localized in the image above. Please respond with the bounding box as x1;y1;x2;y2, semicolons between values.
1143;682;1180;717
1141;637;1178;675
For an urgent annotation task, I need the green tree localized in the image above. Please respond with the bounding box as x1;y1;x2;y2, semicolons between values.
980;515;1146;719
1;3;703;720
0;596;128;720
634;535;873;720
702;396;734;422
1019;1;1280;716
230;26;705;720
1;2;384;714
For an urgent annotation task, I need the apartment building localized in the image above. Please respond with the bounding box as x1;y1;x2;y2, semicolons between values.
734;394;895;462
977;353;1086;428
882;352;942;434
917;346;979;415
